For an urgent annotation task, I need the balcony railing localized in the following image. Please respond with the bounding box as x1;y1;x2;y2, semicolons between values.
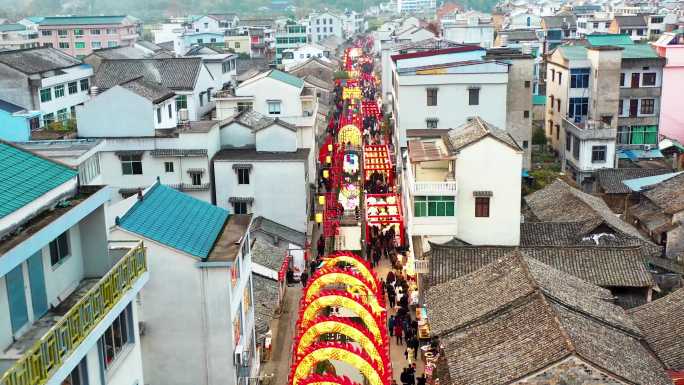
411;181;458;195
1;242;147;385
562;117;617;140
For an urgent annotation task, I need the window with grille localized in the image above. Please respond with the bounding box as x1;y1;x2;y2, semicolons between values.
468;88;479;105
191;172;202;186
233;201;248;214
475;197;490;217
121;154;143;175
49;231;70;266
164;162;174;173
237;168;250;184
640;98;655;115
591;145;606;163
426;88;438;106
68;82;78;94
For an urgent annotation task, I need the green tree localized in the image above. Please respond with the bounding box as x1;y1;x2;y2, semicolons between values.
532;126;547;146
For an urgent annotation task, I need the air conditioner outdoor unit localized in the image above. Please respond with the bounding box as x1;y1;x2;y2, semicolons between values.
643;144;652;151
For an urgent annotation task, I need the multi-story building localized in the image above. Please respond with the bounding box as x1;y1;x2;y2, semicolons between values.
0;23;39;50
0;99;41;141
0;47;92;128
307;12;343;43
76;77;220;203
36;15;141;58
441;12;495;48
282;43;332;70
545;36;663;188
188;13;239;34
0;141;148;385
225;28;253;56
403;117;523;246
396;0;437;14
109;184;259;385
15;139;104;186
609;15;649;41
576;13;612;37
653;31;684;143
540;13;577;54
274;23;308;64
341;10;366;39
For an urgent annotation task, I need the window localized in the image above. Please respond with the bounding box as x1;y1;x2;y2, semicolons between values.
91;28;101;35
475;197;490;217
233;201;248;214
164;161;174;173
49;231;70;266
268;101;281;115
558;73;562;84
57;108;68;121
41;30;52;36
642;72;656;86
210;38;216;43
40;88;52;102
556;98;561;112
43;43;53;48
106;28;116;34
199;93;204;107
156;107;162;123
80;78;89;92
197;39;204;44
572;134;580;159
631;72;640;88
619;99;624;116
120;154;143;175
570;68;589;88
75;42;85;49
176;95;187;110
555;124;560;140
59;42;69;49
204;22;209;28
237;168;250;184
54;85;65;98
206;88;212;103
29;116;40;131
43;113;54;124
468;88;479;105
235;42;240;48
523;110;530;118
637;29;644;36
617;125;658;144
99;305;133;371
620;72;625;87
568;97;588;118
191;172;202;185
168;104;173;119
640;98;655;115
108;41;117;48
565;132;572;151
62;360;87;385
68;81;78;94
651;16;664;23
426;88;438;106
550;69;555;81
413;196;455;217
524;80;531;88
593;22;599;28
73;29;84;37
58;29;68;37
523;140;529;149
237;101;252;112
92;41;102;49
591;145;606;163
426;119;438;129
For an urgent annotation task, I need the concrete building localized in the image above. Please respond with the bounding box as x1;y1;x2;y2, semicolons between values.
0;23;39;50
184;52;238;90
653;31;684;143
609;15;649;41
404;117;523;247
282;43;332;70
0;142;148;385
396;0;436;14
540;13;577;54
287;57;337;84
15;139;104;186
213;110;310;232
576;13;612;37
441;12;495;48
307;12;343;43
91;57;216;121
225;28;253;56
341;10;366;38
188;14;240;34
0;47;93;128
275;23;308;65
35;15;141;58
109;183;258;385
0;99;41;142
76;78;220;202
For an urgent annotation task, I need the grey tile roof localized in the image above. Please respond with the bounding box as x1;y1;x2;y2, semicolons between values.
90;46;172;60
426;242;654;289
251;238;287;271
0;47;82;75
629;199;673;233
542;14;577;29
213;148;310;161
524;179;652;242
119;77;175;104
251;216;306;246
446;117;521;152
221;110;275;131
629;289;684;370
596;168;671;194
642;172;684;214
615;15;648;27
93;58;204;91
303;75;333;91
497;29;539;41
252;273;279;342
520;221;649;248
428;254;670;385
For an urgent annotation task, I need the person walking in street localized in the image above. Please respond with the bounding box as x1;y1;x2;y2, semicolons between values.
388;286;396;309
388;314;395;337
317;237;325;258
416;374;426;385
394;322;404;345
300;271;308;288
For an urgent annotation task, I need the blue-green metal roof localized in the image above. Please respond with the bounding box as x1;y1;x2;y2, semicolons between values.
268;69;304;88
559;36;659;60
38;16;130;26
558;45;589;60
118;184;229;258
587;34;633;46
623;171;683;192
0;142;77;219
532;95;546;105
0;24;27;32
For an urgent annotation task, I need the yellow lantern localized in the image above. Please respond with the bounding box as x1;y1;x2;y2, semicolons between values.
315;213;323;223
318;195;325;205
323;169;329;178
327;144;333;152
326;155;332;164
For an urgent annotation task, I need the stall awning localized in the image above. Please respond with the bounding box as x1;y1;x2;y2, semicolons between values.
229;196;254;203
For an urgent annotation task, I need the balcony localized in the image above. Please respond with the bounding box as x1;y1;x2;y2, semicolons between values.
562;116;617;141
412;181;458;195
0;243;147;385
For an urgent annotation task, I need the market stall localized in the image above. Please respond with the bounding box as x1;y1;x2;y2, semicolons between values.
365;194;404;246
363;145;393;186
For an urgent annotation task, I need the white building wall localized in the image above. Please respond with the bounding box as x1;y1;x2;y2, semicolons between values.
456;137;522;245
220;122;256;147
0;275;12;349
237;77;303;117
153;98;177;130
255;125;297;152
192;16;221;34
77;87;155;138
38;66;92;123
443;26;494;48
42;224;85;308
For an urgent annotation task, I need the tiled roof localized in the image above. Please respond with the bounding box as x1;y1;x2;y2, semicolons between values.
250;238;287;271
428;254;670;385
629;199;674;233
303;75;333;91
446;117;521;152
90;46;173;60
0;47;83;75
37;15;134;26
629;289;684;370
614;15;647;27
251;215;306;246
542;14;577;29
587;33;634;46
642;172;684;214
0;99;26;113
118;183;229;258
268;69;304;88
0;142;77;219
524;179;650;241
93;58;204;91
213;148;309;161
119;77;175;104
498;29;538;41
252;273;279;342
519;222;585;246
596;168;672;194
426;242;654;289
0;23;26;32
